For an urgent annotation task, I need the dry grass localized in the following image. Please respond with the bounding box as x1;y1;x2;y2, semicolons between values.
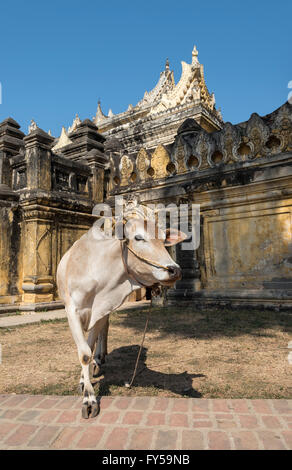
0;306;291;399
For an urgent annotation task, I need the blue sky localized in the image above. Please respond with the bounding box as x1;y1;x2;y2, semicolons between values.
0;0;291;137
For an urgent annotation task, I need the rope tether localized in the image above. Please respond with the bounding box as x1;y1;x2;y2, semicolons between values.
120;239;163;388
125;297;153;389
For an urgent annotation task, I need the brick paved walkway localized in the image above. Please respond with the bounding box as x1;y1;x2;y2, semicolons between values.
0;395;291;450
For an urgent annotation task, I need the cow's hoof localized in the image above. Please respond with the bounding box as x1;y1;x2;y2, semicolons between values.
90;402;99;418
82;403;90;419
81;401;100;419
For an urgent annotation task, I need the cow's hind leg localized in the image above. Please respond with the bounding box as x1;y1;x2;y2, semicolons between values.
93;315;109;377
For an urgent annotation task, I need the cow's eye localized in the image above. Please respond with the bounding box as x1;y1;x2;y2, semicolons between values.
135;235;144;241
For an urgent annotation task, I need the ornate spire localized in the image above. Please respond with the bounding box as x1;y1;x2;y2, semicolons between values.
135;58;175;109
149;45;216;114
94;100;108;124
52;126;72;152
68;113;81;134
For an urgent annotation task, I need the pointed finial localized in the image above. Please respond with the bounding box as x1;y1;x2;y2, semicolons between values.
94;99;108;123
192;45;199;64
28;119;37;134
97;101;102;113
165;58;169;70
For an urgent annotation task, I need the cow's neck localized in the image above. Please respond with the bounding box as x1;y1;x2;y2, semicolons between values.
87;239;142;331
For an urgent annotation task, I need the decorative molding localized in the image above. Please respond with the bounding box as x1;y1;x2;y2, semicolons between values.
108;102;292;191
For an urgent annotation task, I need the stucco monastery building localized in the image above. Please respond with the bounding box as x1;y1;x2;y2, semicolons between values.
0;46;292;312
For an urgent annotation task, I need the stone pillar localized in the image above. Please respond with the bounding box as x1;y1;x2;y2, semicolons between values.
21;128;55;304
0;117;24;190
0;189;21;305
62;119;105;161
85;148;108;204
61;119;107;204
24;127;54;191
0;118;24;305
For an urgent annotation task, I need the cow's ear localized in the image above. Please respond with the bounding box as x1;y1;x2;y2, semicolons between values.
164;228;188;246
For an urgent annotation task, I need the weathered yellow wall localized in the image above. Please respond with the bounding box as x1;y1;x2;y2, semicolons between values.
108;102;292;307
202;200;292;291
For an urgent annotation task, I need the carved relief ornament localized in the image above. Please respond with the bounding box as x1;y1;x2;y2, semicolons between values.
150;145;170;179
220;123;241;163
136;148;149;180
119;155;134;186
246;113;270;158
272;104;292;152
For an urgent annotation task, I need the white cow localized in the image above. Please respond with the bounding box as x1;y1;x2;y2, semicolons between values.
57;204;187;418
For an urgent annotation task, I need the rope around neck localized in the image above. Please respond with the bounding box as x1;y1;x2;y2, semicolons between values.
121;240;171;272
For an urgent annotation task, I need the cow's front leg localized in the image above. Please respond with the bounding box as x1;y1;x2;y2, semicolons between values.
67;304;100;419
93;315;109;377
81;315;109;418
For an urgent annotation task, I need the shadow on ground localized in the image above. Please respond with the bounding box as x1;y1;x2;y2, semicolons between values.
112;305;292;340
94;345;203;398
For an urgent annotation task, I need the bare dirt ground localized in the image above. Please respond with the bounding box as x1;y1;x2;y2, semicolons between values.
0;305;291;399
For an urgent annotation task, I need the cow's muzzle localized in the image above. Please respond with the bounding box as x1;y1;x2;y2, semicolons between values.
166;265;182;281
